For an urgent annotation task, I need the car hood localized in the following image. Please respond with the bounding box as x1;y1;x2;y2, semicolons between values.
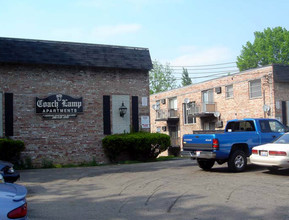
0;183;27;201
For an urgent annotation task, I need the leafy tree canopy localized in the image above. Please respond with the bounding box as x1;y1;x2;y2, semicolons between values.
149;60;177;94
237;27;289;71
181;68;192;86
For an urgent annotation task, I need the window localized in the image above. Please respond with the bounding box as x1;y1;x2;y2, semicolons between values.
183;102;196;124
169;97;177;110
202;89;214;103
155;100;160;110
226;85;233;98
155;100;162;119
275;133;289;144
259;120;285;133
203;122;215;130
202;89;215;112
226;120;255;132
249;79;262;98
169;97;177;117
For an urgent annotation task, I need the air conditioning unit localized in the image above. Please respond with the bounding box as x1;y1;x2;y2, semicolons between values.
215;87;222;94
216;121;223;128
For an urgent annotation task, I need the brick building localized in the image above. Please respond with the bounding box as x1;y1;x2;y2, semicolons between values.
0;37;152;166
150;64;289;148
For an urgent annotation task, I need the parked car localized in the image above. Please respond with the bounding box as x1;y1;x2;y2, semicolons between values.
250;132;289;172
0;174;28;219
0;160;20;183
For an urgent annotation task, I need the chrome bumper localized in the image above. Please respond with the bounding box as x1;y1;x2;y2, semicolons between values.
181;151;216;159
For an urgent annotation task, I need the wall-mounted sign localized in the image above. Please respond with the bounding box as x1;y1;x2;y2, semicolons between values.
141;115;150;129
36;94;83;119
142;97;148;106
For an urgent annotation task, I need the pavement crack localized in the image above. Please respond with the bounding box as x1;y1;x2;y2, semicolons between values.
145;184;163;206
167;191;187;213
119;182;136;196
141;178;161;188
226;185;244;203
118;199;130;213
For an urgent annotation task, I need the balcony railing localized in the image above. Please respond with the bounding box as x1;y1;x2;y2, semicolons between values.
201;102;216;112
156;108;179;121
188;102;216;116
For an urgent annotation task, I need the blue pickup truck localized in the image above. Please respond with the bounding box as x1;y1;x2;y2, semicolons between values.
182;118;287;172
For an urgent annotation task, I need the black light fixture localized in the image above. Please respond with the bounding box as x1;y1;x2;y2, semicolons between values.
119;102;127;117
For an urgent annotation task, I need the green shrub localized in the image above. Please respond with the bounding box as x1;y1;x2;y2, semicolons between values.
0;138;25;163
41;158;55;168
16;156;34;170
102;132;170;162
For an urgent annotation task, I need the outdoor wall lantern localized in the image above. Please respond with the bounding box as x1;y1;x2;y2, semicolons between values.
119;102;127;117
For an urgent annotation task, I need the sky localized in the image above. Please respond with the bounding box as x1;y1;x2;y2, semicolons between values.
1;0;289;83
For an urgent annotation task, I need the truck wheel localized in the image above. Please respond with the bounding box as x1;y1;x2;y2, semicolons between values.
228;150;247;172
197;159;215;171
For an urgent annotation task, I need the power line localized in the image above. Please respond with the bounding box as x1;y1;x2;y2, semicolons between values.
170;61;236;68
175;71;239;79
171;66;238;71
173;69;239;75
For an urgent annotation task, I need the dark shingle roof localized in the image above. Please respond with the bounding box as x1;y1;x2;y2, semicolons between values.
0;37;153;70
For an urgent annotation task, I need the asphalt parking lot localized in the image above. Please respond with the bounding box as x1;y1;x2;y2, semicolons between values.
19;159;289;220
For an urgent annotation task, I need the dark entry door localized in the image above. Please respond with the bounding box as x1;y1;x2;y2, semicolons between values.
169;125;178;146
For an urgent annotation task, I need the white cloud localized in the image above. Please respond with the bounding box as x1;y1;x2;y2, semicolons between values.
170;46;235;66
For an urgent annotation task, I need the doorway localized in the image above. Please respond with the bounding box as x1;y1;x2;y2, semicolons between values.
169;125;179;146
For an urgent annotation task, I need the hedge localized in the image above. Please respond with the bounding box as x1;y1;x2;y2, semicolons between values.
0;138;25;163
102;132;170;162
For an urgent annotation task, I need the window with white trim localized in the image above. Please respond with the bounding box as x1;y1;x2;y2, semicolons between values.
155;100;160;110
225;85;233;98
183;102;196;124
156;127;161;133
249;79;262;98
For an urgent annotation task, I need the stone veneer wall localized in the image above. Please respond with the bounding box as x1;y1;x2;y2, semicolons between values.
0;64;150;166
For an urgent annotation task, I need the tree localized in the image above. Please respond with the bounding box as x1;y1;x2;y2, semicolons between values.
181;68;192;86
149;60;177;94
237;27;289;71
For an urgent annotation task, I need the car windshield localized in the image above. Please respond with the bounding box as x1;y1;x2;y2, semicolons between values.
274;133;289;144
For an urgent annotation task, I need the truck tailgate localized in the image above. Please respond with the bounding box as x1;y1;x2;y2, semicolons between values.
183;134;214;151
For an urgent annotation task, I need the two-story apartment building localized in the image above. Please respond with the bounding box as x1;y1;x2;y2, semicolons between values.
150;64;289;148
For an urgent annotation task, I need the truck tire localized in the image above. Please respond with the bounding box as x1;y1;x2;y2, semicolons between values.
228;150;247;172
197;159;215;171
